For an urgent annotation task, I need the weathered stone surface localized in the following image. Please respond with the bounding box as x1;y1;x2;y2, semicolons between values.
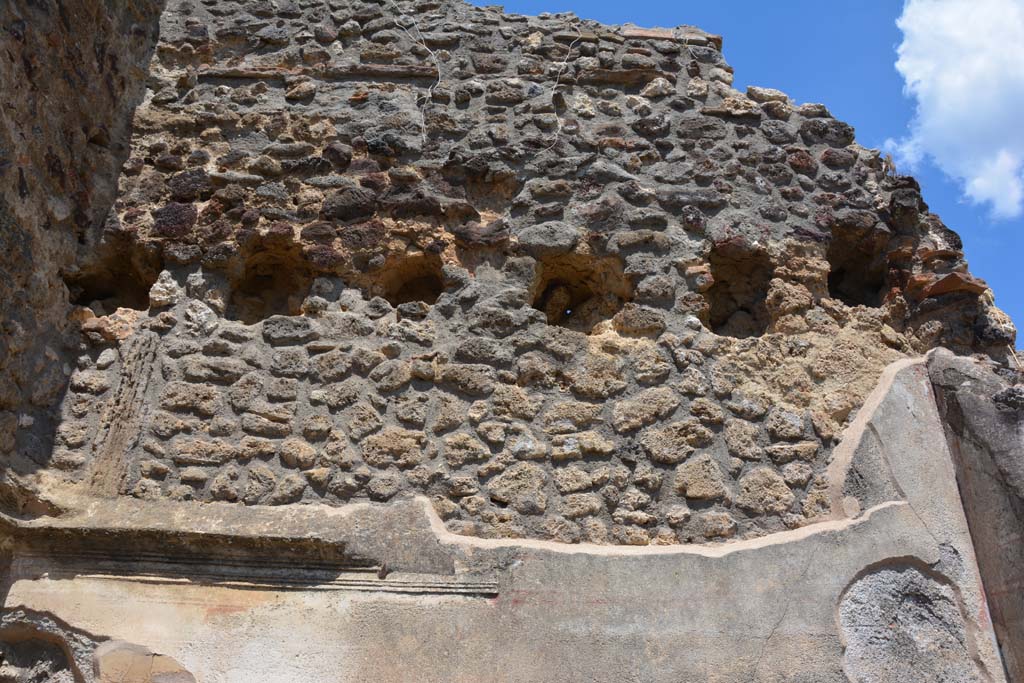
363;429;425;469
436;363;495;397
674;454;729;501
517;222;580;257
612;388;679;433
322;185;379;222
639;419;709;464
489;462;547;514
5;0;1009;551
160;382;222;417
929;350;1024;681
839;566;979;683
263;317;317;346
0;3;1017;678
94;640;197;683
736;467;794;514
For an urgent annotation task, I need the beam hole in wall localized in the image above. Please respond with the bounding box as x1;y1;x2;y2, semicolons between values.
705;243;773;338
0;636;77;682
227;254;313;324
379;254;445;307
531;255;632;334
827;228;889;308
63;262;158;316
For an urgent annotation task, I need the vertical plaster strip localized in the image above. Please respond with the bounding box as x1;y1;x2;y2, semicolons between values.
87;332;158;497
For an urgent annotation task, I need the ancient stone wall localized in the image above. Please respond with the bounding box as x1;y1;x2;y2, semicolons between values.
0;0;165;512
1;0;1021;679
0;359;1011;682
42;0;1017;545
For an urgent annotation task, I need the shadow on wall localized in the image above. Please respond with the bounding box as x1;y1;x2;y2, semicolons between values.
63;244;163;317
702;231;892;340
530;253;633;334
705;243;773;339
228;253;314;324
377;253;446;307
0;0;167;517
827;222;889;308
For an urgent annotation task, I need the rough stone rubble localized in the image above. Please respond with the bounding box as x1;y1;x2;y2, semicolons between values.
25;0;1017;546
1;0;1022;680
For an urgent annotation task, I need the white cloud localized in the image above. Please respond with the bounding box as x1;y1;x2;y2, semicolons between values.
888;0;1024;219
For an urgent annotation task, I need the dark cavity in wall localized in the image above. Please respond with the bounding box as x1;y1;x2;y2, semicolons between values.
63;259;159;315
827;225;889;308
705;243;773;338
379;253;445;306
531;254;632;334
0;637;76;683
228;254;313;324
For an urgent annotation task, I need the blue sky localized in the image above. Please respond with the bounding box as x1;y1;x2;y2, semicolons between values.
470;0;1023;332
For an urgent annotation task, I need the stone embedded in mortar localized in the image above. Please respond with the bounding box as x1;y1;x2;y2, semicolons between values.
18;0;1019;548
